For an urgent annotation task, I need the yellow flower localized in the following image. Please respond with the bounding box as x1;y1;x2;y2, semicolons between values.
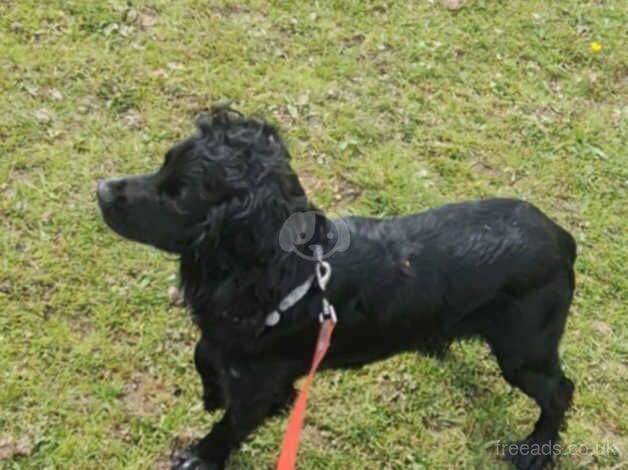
590;41;602;54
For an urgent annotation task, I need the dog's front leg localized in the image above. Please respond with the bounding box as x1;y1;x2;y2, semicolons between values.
172;360;299;470
194;336;226;412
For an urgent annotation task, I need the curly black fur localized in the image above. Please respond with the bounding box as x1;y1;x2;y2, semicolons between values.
97;108;576;470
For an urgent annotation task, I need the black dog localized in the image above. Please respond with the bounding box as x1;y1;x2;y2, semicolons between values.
97;108;576;470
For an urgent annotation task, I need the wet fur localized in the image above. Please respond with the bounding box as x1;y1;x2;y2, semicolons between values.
97;108;576;470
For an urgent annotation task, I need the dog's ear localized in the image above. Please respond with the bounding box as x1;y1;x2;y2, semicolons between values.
222;167;309;261
192;110;312;255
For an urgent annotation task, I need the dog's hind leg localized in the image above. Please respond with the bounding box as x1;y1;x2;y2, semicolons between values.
172;360;299;470
484;272;575;470
495;350;574;470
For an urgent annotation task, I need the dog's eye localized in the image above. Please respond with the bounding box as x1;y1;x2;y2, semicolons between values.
163;183;183;199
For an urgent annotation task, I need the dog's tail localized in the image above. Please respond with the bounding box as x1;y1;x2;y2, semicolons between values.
557;226;577;292
563;229;577;266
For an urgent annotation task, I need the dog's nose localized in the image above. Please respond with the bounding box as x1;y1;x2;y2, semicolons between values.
96;180;115;207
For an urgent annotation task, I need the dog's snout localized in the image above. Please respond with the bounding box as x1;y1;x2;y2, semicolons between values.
97;179;126;208
96;180;114;206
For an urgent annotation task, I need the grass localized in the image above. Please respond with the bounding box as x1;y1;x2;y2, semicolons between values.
0;0;626;468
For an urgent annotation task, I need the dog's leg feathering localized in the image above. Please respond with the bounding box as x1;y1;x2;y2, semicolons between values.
194;337;226;412
172;361;299;470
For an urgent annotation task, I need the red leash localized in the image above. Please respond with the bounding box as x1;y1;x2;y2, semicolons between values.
276;318;336;470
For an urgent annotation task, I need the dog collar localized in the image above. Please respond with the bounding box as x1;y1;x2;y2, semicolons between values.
265;245;337;327
265;274;315;326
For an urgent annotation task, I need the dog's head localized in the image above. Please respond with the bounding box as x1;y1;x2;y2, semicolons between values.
97;108;308;254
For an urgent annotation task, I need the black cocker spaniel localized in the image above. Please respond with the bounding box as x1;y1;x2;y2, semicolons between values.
97;108;576;470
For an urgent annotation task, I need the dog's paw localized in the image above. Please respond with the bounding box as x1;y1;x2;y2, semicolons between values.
505;438;555;470
171;450;218;470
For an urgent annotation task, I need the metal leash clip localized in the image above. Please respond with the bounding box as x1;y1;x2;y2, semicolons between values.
319;298;337;324
315;260;331;291
312;245;337;324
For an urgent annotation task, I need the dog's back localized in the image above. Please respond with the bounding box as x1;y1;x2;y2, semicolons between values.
329;198;575;318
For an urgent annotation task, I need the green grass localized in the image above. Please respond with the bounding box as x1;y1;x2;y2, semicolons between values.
1;0;626;468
